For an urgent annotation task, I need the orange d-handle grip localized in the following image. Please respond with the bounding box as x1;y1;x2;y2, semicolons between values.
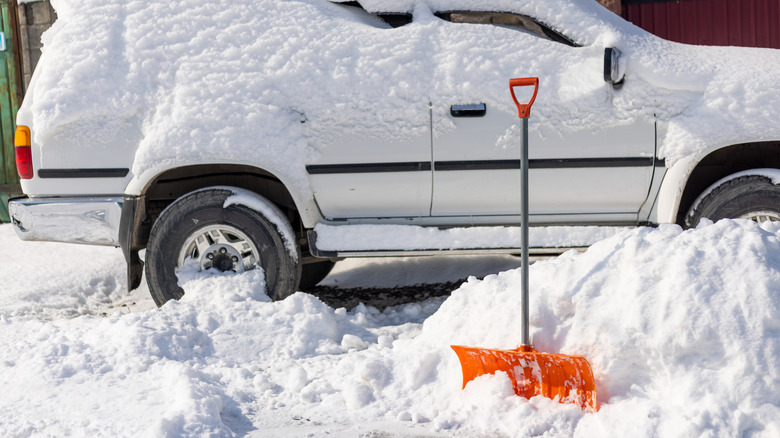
509;77;539;119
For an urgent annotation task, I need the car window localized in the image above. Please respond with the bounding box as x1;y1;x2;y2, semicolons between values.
376;13;413;28
436;11;577;47
331;1;412;28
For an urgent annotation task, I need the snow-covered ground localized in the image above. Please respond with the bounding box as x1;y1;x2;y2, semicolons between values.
6;0;780;435
1;219;778;437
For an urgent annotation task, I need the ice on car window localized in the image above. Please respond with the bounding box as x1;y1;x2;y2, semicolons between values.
437;12;577;47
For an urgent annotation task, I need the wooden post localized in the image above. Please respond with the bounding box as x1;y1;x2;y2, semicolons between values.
0;0;22;222
597;0;622;15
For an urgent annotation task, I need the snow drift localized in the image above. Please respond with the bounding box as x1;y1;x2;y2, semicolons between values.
422;219;780;436
1;220;778;436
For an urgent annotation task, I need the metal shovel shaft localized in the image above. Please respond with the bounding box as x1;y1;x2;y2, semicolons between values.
520;116;530;347
450;77;598;411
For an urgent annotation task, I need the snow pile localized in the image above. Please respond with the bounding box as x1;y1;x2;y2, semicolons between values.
1;219;778;436
419;219;780;436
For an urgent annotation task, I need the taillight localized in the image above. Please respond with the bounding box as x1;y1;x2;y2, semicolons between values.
15;126;33;179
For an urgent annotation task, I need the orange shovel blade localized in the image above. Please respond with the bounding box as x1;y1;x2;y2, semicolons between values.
451;345;597;411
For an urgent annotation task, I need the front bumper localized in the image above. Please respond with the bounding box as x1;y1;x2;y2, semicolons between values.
9;196;123;246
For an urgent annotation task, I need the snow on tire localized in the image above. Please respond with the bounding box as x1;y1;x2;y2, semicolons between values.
145;187;301;306
685;174;780;227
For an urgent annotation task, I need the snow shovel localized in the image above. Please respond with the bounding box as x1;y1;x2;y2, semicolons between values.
451;77;597;411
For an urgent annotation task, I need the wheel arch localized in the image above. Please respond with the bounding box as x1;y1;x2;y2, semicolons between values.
120;164;318;290
144;163;312;239
655;141;780;226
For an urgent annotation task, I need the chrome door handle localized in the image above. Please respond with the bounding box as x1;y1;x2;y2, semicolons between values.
450;103;487;117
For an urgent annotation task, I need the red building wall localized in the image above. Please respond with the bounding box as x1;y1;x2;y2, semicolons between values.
622;0;780;49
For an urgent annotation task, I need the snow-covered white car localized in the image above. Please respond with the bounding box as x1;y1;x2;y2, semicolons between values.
9;0;780;306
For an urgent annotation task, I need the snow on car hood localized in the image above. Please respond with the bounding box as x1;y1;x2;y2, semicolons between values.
20;0;780;190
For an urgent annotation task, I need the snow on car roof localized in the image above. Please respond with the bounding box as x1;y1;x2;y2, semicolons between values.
22;0;780;189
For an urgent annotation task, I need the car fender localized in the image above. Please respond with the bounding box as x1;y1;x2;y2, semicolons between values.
124;160;324;228
651;155;700;225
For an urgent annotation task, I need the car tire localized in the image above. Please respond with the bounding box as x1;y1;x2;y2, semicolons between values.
685;174;780;227
145;187;301;306
299;260;336;290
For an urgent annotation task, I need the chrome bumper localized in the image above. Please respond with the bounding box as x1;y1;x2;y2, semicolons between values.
9;196;123;246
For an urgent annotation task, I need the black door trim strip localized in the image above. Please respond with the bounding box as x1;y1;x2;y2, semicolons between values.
530;157;661;169
307;162;432;174
435;157;659;171
38;168;130;179
307;158;663;175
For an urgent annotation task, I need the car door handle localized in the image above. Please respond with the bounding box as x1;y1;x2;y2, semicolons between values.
450;103;487;117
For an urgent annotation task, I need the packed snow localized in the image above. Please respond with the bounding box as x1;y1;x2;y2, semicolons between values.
314;223;630;251
1;219;779;436
223;187;299;260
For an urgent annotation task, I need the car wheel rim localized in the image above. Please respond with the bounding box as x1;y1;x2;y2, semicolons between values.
738;211;780;223
178;224;259;273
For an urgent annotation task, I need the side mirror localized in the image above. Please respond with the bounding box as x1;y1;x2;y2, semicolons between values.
604;47;624;86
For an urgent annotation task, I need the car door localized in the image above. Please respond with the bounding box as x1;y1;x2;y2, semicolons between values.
306;124;433;219
304;6;432;220
429;11;657;224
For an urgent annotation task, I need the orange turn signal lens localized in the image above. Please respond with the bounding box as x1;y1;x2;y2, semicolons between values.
15;125;30;147
15;126;33;179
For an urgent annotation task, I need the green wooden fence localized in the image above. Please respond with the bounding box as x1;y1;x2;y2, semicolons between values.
0;0;22;222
